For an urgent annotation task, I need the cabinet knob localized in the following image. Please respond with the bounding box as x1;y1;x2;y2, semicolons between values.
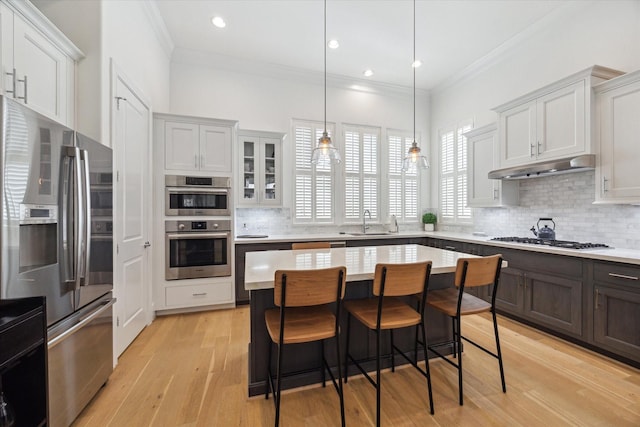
178;223;185;230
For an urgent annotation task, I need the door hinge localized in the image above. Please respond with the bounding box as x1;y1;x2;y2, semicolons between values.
115;96;127;110
116;316;120;327
116;170;120;182
116;244;119;255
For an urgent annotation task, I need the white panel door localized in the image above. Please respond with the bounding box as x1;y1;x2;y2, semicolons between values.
12;17;68;124
0;2;13;96
499;101;536;167
164;121;199;170
113;68;151;357
598;80;640;202
537;80;586;160
200;124;231;172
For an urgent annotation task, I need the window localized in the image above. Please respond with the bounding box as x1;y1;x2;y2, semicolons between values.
387;130;419;221
343;124;380;222
293;119;336;223
439;121;473;223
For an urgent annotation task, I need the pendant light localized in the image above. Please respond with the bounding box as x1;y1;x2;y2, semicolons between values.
402;0;429;172
311;0;341;165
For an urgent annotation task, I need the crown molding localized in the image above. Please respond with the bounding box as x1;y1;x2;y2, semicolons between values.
431;1;593;94
140;0;174;59
4;0;84;59
172;47;430;99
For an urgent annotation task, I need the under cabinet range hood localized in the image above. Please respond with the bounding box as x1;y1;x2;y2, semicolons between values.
488;154;596;179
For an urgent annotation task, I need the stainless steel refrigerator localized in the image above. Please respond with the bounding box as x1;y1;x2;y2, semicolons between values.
0;95;115;427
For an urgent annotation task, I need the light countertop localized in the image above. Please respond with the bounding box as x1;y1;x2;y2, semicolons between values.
244;244;487;290
235;230;640;266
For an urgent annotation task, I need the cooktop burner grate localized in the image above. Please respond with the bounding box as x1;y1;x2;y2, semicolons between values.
491;237;610;250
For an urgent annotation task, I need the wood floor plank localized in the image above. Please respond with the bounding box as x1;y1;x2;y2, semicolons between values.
72;307;640;427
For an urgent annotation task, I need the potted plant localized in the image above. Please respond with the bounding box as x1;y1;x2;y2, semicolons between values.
422;212;437;231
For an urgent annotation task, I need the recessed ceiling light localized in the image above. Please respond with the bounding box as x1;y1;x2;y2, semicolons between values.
328;39;339;49
363;69;374;77
412;60;422;68
211;16;226;28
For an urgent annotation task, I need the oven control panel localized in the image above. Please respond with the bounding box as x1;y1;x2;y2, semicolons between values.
166;220;231;233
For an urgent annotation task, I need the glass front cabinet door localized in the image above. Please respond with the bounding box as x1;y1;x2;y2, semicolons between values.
238;130;284;206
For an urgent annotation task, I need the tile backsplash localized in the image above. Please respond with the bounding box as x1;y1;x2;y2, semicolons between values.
235;170;640;250
470;171;639;249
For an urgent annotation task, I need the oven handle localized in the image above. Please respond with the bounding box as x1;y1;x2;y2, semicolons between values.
165;187;228;194
166;232;230;239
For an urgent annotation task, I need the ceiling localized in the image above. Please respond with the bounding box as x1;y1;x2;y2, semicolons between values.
154;0;570;90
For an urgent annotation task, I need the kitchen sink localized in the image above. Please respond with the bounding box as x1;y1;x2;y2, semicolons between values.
346;232;393;236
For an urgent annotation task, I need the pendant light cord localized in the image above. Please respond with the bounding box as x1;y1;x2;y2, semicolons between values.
324;0;327;133
413;0;416;143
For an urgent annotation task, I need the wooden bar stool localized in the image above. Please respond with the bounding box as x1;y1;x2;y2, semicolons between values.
265;266;346;427
343;261;434;426
291;242;331;250
426;254;506;405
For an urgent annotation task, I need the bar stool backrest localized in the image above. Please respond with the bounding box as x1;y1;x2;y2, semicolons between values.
274;266;346;307
373;261;431;297
454;254;502;288
291;242;331;250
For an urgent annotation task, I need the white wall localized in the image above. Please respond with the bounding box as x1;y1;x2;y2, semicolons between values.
429;0;640;247
101;0;170;144
170;55;431;213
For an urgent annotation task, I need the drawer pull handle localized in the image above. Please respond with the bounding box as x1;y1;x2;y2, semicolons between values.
192;292;208;297
595;289;600;309
444;246;456;251
608;273;638;281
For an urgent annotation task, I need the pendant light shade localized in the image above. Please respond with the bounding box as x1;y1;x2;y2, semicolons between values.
402;0;428;172
311;0;341;165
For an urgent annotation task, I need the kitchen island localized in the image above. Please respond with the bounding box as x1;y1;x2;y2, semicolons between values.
244;244;498;396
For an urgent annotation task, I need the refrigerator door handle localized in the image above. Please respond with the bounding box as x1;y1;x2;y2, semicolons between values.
61;147;84;292
47;298;116;349
80;149;91;286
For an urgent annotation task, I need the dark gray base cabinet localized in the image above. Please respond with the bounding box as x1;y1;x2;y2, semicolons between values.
426;237;640;366
592;262;640;362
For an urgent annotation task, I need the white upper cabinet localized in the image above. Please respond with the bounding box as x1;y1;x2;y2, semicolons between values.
494;66;624;169
237;130;284;207
0;0;82;127
159;115;237;174
466;123;518;207
594;70;640;204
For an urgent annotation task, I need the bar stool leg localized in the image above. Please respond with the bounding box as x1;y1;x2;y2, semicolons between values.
336;331;346;427
493;310;507;393
275;342;284;426
456;316;463;406
420;318;435;415
344;313;351;383
321;340;326;388
452;317;457;358
390;330;395;372
376;328;381;427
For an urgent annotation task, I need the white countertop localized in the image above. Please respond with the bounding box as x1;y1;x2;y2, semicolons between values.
236;229;640;266
235;230;431;244
419;231;640;265
245;244;487;290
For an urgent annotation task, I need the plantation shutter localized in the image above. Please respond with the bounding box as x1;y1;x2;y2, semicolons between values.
439;121;473;222
387;131;419;221
343;125;379;222
293;120;335;222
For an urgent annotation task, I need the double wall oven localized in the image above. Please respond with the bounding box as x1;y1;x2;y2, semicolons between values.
164;175;232;281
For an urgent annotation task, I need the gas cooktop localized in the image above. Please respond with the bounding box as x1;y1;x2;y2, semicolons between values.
491;237;610;250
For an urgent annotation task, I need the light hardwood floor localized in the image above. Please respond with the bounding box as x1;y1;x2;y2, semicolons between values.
72;306;640;426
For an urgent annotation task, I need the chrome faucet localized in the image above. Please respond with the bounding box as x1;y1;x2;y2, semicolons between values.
363;209;372;233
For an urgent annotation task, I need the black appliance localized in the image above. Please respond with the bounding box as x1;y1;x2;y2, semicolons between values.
491;237;610;250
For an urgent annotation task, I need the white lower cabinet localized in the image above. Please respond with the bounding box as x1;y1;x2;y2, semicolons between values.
164;281;234;309
466;123;518;207
594;70;640;204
